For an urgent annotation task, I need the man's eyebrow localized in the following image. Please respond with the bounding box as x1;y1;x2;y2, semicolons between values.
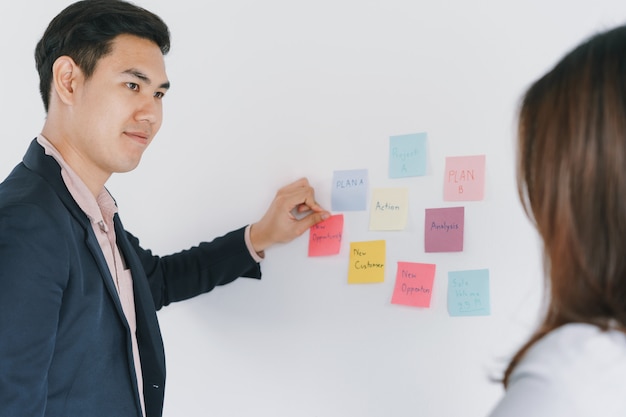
122;68;170;90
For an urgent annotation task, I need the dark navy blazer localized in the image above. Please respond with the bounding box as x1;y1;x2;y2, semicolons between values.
0;140;261;417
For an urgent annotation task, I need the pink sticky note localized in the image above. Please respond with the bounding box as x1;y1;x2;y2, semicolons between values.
391;262;436;308
424;207;464;252
444;155;486;201
308;214;344;256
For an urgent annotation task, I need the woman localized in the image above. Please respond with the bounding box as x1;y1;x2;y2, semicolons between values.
488;25;626;416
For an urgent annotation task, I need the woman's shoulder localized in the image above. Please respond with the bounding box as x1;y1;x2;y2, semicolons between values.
521;322;626;371
508;322;626;415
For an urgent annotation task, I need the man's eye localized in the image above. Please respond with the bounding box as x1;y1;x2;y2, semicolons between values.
126;82;139;91
154;91;165;99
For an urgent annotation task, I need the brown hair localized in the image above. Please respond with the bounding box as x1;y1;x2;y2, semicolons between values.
505;24;626;386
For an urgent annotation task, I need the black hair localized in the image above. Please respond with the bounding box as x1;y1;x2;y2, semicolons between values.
35;0;170;112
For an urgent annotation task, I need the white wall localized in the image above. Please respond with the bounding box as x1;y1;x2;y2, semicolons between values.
2;1;625;416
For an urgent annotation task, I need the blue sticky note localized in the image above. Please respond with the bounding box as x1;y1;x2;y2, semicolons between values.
332;169;368;211
447;269;490;316
389;132;428;178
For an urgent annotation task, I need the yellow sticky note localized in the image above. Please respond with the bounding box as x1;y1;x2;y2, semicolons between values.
348;240;386;284
369;187;409;231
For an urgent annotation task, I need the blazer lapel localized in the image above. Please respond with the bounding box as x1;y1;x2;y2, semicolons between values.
84;228;129;326
22;138;129;326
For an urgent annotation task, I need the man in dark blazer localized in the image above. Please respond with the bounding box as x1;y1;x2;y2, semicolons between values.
0;1;330;417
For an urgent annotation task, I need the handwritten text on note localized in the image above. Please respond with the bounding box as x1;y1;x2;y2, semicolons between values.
348;240;386;284
444;155;486;201
332;169;369;211
447;269;490;316
369;188;409;231
424;207;464;252
389;132;428;178
391;262;436;308
308;214;344;257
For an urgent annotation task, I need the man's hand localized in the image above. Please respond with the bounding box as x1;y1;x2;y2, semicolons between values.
249;178;330;253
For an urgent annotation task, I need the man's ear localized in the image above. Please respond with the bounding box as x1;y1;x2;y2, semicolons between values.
51;56;82;106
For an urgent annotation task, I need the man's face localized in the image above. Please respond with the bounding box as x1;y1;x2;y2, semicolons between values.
68;34;170;179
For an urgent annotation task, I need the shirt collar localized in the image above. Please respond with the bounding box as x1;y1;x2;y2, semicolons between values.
37;134;118;229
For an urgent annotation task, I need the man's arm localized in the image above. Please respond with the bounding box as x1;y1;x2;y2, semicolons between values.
127;177;329;311
124;226;261;310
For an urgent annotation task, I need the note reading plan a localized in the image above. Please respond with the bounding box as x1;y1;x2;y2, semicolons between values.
348;240;386;284
332;169;368;211
424;207;464;252
447;269;490;316
308;214;344;256
389;132;428;178
369;188;409;231
444;155;486;201
391;262;436;308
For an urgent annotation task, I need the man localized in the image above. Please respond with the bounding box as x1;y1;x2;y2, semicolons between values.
0;1;330;416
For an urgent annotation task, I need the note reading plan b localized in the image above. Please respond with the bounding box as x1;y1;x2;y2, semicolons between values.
444;155;486;201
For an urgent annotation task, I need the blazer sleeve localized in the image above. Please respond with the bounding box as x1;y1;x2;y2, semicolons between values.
0;203;69;417
123;226;262;311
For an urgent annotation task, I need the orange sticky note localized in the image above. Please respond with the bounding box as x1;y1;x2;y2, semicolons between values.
308;214;344;256
348;240;386;284
391;262;436;308
443;155;486;201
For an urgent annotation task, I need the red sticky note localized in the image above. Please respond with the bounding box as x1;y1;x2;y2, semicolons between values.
424;207;464;252
308;214;344;256
391;262;436;308
444;155;486;201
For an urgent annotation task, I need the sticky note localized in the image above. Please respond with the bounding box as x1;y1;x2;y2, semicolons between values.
369;188;409;231
332;169;368;211
447;269;490;316
389;132;428;178
308;214;344;256
391;262;436;308
424;207;464;252
444;155;486;201
348;240;386;284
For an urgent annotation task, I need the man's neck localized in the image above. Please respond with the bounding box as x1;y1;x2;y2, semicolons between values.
40;126;109;198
